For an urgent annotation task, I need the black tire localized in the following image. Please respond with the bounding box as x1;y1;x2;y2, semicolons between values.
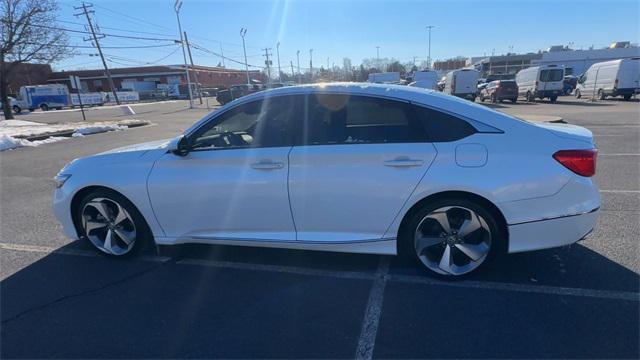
510;98;517;103
40;103;49;111
550;96;558;103
12;105;21;114
479;94;485;102
623;94;632;101
526;91;534;102
575;89;582;99
399;197;504;278
491;93;497;103
75;189;154;257
598;89;605;100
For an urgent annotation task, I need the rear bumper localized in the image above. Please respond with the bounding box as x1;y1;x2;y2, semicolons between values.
535;90;561;98
507;208;599;253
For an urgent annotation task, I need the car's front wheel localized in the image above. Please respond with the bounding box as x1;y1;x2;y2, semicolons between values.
77;190;152;257
402;198;501;277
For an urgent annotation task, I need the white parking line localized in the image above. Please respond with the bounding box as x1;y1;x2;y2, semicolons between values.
598;153;640;156
2;242;637;302
355;257;390;360
388;274;639;301
600;189;640;194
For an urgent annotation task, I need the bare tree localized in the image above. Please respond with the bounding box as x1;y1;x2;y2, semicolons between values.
1;0;71;120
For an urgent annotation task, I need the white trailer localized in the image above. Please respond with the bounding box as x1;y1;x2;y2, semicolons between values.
409;71;438;90
367;72;401;84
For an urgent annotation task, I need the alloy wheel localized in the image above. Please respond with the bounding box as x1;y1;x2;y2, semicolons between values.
414;206;492;276
82;198;137;256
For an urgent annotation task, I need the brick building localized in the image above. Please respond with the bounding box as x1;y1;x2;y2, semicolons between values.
48;65;264;92
4;62;53;95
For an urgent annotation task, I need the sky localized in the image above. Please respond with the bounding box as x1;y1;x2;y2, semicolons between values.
55;0;640;71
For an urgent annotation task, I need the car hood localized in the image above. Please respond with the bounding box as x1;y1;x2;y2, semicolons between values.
99;138;173;155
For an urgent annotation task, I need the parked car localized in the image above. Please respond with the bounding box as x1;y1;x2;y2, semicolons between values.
52;83;600;277
575;58;640;100
0;96;24;114
515;65;564;102
443;69;480;101
436;76;446;91
478;80;518;103
562;75;578;95
216;84;262;105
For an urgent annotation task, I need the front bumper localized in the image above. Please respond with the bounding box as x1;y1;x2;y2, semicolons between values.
52;186;78;239
507;208;599;253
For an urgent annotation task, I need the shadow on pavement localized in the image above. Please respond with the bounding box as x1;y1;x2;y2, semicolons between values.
1;241;638;358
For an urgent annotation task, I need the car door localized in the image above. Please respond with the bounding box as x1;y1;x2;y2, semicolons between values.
288;94;437;242
147;95;301;241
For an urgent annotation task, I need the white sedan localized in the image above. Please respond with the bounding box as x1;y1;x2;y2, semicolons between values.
53;83;600;277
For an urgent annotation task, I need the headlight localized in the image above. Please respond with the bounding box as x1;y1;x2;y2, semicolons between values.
53;173;72;188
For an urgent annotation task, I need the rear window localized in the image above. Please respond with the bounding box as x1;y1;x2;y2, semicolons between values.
539;69;564;82
499;81;517;89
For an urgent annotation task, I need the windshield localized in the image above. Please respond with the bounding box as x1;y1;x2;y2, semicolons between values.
539;69;564;82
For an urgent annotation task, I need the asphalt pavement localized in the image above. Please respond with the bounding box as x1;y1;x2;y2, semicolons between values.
1;96;638;359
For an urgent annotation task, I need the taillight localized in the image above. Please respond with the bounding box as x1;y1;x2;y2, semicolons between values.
553;149;597;177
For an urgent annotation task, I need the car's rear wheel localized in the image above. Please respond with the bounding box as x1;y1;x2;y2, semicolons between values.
402;198;500;277
40;103;49;111
526;91;535;102
77;190;152;257
12;105;21;114
550;96;558;103
575;89;582;99
623;94;632;101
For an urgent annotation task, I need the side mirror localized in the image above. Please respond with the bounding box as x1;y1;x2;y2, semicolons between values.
171;136;191;157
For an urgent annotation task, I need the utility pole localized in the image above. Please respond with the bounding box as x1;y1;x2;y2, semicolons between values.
240;28;250;86
276;42;282;83
290;61;295;79
426;25;434;70
174;0;193;109
309;48;313;81
262;48;273;84
220;44;225;67
75;2;120;105
296;50;301;84
184;32;202;105
376;46;380;70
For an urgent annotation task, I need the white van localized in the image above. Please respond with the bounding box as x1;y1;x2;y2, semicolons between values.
409;71;438;90
443;69;479;100
575;58;640;100
515;65;564;102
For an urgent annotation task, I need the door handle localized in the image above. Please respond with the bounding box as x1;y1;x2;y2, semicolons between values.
384;157;424;167
251;160;284;170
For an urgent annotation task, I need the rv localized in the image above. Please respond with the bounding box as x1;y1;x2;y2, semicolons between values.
515;65;564;102
575;58;640;100
443;69;480;101
19;84;70;111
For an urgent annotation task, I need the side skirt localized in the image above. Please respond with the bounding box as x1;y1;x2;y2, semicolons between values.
154;236;397;255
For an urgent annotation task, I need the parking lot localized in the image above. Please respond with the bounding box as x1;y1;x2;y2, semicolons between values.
1;97;638;358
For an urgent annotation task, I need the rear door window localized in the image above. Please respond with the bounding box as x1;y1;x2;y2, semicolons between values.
539;69;564;82
302;94;428;145
412;105;477;142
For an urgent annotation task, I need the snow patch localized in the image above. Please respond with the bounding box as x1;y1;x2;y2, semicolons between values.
0;134;66;151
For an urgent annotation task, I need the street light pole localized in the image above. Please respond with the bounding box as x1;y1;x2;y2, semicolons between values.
240;28;250;86
276;42;282;83
309;49;313;82
296;50;301;84
426;25;434;70
376;46;380;70
174;0;193;108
